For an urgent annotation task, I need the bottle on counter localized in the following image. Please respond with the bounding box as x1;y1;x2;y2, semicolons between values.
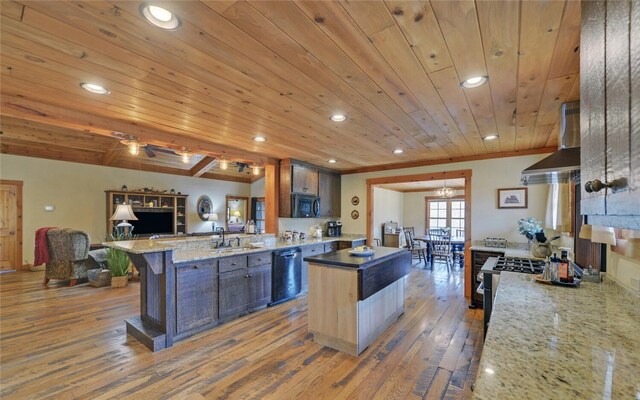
559;250;570;283
550;253;560;281
247;220;255;234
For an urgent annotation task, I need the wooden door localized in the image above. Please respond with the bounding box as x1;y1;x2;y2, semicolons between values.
248;264;272;310
0;180;22;271
218;268;249;320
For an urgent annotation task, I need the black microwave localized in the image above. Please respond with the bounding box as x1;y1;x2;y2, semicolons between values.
291;194;320;218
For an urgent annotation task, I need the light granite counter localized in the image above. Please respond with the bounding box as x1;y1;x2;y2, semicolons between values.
103;234;367;263
474;272;640;399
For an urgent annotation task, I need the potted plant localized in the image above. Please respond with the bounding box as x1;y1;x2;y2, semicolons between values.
107;247;130;288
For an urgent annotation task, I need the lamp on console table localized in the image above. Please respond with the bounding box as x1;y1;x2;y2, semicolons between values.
110;204;138;237
204;213;218;231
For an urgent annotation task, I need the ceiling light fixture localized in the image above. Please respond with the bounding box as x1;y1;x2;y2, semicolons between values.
393;148;404;154
330;114;347;122
120;138;145;156
80;82;110;95
437;180;456;198
253;136;267;143
328;159;337;164
482;135;499;141
461;76;488;88
220;158;228;170
175;147;192;164
140;4;181;30
252;165;261;176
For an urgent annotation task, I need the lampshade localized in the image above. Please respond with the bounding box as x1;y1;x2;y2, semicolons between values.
110;204;138;222
578;224;592;240
233;211;241;217
590;226;616;245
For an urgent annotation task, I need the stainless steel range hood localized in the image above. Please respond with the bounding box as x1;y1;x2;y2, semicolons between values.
521;101;580;185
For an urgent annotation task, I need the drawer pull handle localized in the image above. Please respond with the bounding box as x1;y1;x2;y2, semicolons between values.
585;178;627;193
193;266;199;269
245;274;249;278
231;262;237;266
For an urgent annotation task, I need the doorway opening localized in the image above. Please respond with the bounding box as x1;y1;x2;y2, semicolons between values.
366;170;472;299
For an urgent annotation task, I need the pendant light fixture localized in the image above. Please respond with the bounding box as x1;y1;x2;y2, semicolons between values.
220;158;228;170
175;147;193;164
120;138;145;156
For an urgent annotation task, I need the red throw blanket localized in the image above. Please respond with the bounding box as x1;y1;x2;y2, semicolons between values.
34;227;56;266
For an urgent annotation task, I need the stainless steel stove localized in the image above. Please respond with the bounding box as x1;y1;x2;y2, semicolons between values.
493;256;545;274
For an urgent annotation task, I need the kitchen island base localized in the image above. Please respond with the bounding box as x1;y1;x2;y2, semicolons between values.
306;248;410;356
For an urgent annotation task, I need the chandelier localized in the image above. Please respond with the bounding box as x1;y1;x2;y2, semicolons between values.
437;181;455;198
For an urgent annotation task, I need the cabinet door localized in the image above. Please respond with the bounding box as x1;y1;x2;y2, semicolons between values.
324;242;338;252
580;0;607;216
219;268;249;320
319;172;341;217
176;263;218;334
301;244;325;292
292;164;318;195
248;264;272;310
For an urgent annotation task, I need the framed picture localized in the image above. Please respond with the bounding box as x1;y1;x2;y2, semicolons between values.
497;187;528;209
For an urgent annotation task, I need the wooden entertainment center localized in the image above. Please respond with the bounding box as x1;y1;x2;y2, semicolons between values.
106;190;188;236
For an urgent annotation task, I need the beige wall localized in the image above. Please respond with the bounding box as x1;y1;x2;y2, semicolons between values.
0;154;250;265
607;249;640;295
373;187;404;240
340;153;550;243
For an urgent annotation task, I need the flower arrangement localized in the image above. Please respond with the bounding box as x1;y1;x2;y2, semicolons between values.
517;217;543;240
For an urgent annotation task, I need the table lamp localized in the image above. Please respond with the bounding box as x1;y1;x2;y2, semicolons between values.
233;210;241;222
204;213;218;231
110;204;138;236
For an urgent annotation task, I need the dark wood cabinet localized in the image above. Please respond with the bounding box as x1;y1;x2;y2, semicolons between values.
319;171;341;217
219;268;250;321
580;0;640;229
175;262;218;335
325;242;338;253
292;164;319;195
337;239;366;250
470;250;504;308
248;264;272;309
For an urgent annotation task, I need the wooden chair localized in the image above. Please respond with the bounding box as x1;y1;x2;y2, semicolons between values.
428;228;444;236
404;226;415;236
429;233;453;272
404;229;427;267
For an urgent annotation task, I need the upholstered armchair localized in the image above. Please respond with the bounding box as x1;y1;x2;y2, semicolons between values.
43;229;94;287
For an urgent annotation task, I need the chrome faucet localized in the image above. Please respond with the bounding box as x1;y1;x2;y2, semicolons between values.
214;227;229;248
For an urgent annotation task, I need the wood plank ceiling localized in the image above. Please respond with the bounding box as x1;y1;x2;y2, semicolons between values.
0;0;580;179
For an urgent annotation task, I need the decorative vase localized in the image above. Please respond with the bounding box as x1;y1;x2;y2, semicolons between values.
111;275;128;288
531;242;552;258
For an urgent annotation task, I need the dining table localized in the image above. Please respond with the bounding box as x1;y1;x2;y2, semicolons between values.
413;235;466;266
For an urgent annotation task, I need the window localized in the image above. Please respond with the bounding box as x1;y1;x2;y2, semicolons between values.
426;198;465;237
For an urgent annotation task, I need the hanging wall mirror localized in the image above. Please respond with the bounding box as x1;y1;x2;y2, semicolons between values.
197;195;212;221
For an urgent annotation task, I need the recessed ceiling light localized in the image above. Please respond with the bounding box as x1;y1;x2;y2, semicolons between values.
140;4;180;30
461;76;488;88
393;149;404;154
330;114;347;122
328;159;337;164
253;136;267;143
80;82;110;95
482;135;499;141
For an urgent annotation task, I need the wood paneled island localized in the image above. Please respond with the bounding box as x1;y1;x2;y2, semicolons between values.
304;247;411;356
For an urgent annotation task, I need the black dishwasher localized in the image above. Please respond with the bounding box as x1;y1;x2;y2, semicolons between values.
271;248;302;305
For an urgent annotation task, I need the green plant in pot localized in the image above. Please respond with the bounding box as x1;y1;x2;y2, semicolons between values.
517;218;560;258
106;232;133;288
107;247;130;288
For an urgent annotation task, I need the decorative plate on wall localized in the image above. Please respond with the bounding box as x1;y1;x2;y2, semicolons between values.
351;196;360;206
351;210;359;220
197;195;212;221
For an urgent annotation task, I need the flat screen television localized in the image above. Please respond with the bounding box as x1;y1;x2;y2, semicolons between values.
130;211;174;235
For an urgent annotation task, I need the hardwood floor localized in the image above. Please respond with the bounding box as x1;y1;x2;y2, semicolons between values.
0;261;482;399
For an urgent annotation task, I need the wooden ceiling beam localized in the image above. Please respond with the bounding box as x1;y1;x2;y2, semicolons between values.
0;95;270;164
190;156;219;177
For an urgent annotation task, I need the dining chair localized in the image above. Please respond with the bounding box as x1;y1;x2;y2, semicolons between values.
373;238;382;247
428;228;444;236
404;226;415;236
430;233;453;272
404;229;427;267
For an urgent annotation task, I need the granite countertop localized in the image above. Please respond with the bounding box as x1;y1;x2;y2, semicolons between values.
103;234;367;263
303;247;405;269
469;245;537;259
474;272;640;399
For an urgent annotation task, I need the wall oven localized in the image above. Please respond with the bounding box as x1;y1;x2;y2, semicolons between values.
291;194;320;218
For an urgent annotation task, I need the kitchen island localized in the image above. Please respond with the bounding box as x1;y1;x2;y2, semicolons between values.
103;234;366;351
473;272;640;399
305;247;411;356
